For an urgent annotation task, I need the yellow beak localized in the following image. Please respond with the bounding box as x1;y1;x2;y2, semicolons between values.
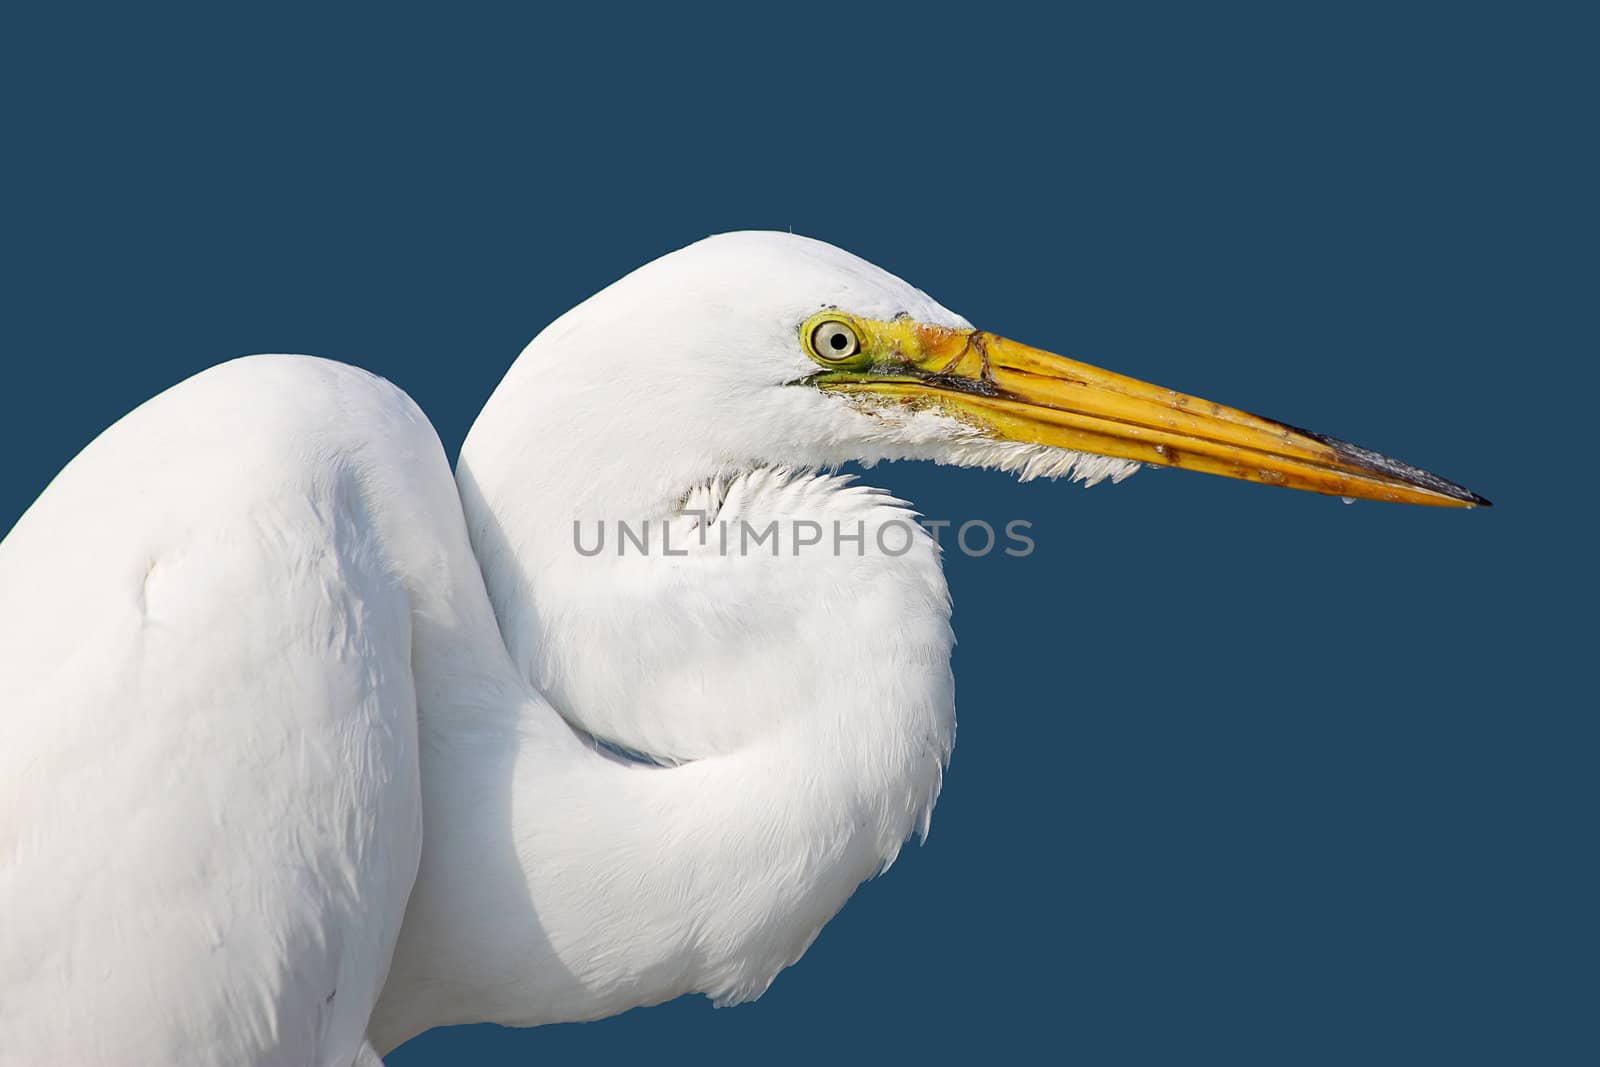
812;320;1489;508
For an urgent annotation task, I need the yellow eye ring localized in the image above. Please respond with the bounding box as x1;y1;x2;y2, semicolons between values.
801;312;864;364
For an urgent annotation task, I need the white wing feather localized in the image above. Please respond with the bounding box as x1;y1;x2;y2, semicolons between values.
0;356;448;1066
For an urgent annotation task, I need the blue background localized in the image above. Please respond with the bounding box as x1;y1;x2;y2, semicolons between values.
3;3;1592;1064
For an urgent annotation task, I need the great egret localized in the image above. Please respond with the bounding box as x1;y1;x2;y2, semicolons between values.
0;232;1485;1065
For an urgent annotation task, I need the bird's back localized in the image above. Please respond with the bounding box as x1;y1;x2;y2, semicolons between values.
0;356;455;1065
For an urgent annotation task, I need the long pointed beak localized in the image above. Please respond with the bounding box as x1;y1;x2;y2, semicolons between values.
815;322;1489;508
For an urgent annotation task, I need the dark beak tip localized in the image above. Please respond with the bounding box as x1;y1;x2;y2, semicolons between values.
1299;427;1489;511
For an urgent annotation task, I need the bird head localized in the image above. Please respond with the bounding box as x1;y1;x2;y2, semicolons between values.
475;231;1487;514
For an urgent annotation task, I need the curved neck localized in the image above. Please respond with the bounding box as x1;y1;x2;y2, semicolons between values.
372;366;955;1050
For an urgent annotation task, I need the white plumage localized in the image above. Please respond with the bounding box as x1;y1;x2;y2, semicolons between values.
0;235;979;1064
0;231;1477;1065
1;357;431;1063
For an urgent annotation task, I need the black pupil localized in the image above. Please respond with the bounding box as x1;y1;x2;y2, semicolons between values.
829;331;849;350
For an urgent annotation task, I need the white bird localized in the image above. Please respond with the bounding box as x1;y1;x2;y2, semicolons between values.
0;233;1486;1065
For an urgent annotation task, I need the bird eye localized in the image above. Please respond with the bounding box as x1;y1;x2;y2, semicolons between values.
809;320;860;362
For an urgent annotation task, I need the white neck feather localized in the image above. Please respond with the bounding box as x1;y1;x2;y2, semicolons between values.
370;380;955;1051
